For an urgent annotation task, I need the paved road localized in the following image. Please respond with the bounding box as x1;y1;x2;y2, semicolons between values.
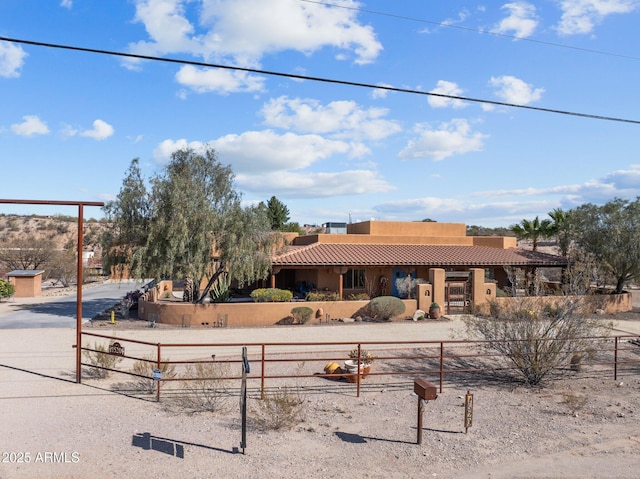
0;280;151;329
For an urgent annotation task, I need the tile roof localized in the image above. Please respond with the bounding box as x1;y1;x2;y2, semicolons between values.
272;244;567;267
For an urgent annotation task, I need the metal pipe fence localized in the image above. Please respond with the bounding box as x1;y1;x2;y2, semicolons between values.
80;331;640;401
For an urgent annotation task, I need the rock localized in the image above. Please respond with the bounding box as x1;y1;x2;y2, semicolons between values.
413;309;426;321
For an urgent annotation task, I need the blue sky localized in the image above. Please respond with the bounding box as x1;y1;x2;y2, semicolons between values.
1;0;639;227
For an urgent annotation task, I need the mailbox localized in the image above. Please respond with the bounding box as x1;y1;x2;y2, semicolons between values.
414;378;437;400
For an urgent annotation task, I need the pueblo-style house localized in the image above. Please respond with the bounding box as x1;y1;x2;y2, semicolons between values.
269;220;567;313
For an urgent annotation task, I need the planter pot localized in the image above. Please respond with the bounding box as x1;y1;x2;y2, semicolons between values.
429;308;440;319
344;360;371;382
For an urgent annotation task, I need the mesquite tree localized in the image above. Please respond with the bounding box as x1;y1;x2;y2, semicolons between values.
103;147;275;302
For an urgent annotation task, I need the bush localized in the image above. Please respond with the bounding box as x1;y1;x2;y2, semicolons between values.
0;279;15;300
290;306;314;324
82;341;123;379
250;386;306;431
174;362;231;413
366;296;406;320
131;355;177;394
464;295;611;386
347;293;369;301
305;291;340;301
250;288;293;302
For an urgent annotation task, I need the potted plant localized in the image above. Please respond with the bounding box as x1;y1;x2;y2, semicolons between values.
428;302;441;319
345;348;375;382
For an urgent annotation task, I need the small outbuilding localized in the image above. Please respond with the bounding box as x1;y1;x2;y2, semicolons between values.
7;270;45;298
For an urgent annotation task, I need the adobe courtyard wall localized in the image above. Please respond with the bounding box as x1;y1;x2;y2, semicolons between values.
139;298;418;327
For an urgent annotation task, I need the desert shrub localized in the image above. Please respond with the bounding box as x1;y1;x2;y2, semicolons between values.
82;341;123;379
0;279;15;300
561;392;588;415
250;288;293;302
250;386;306;431
305;291;340;301
366;296;406;320
131;355;177;393
464;294;611;386
347;293;369;301
174;362;231;413
290;306;314;324
395;276;427;299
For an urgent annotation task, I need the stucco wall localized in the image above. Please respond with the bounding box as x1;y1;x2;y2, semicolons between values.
489;292;632;315
139;298;418;327
347;221;467;237
8;274;43;298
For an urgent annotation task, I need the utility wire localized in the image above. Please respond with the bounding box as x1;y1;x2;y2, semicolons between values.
2;35;639;125
300;0;640;61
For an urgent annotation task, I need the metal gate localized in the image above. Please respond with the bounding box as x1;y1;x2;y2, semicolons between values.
445;272;471;314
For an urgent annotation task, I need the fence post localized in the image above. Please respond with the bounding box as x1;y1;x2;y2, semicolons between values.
356;343;361;398
439;342;444;392
156;343;161;402
614;336;619;381
261;344;266;399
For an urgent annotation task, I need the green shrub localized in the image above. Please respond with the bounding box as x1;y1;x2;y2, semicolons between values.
82;341;123;379
250;288;293;302
250;386;306;431
131;355;177;394
367;296;406;320
174;362;231;413
347;293;369;301
305;291;339;301
290;306;314;324
0;279;15;300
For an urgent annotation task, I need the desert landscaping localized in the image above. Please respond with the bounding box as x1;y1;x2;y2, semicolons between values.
0;286;639;479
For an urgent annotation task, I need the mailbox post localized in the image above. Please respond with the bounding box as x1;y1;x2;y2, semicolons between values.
414;378;438;445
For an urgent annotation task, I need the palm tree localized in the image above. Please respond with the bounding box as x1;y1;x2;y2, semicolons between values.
547;208;571;257
510;216;554;252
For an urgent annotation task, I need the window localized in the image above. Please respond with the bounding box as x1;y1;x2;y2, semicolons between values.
344;269;366;289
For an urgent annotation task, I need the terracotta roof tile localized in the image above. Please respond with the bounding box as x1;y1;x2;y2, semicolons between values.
272;244;567;267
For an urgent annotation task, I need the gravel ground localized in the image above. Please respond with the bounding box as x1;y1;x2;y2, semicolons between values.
2;336;639;479
1;289;639;478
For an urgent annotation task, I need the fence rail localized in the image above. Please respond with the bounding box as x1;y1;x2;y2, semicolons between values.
80;331;640;401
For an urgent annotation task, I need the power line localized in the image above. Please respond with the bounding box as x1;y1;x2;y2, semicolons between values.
2;35;639;125
300;0;640;61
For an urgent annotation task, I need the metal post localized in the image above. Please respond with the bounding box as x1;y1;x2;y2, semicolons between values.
156;343;162;402
356;343;361;397
417;397;424;445
439;342;444;392
614;336;619;381
261;344;265;399
240;346;249;454
76;204;84;384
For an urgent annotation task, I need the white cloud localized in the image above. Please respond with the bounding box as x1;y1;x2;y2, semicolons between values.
398;119;488;161
175;65;266;95
79;119;115;140
60;0;73;9
428;80;467;109
372;83;394;99
261;96;401;140
153;139;207;164
153;130;363;172
491;2;539;38
11;115;49;136
556;0;638;35
0;42;28;78
236;169;394;198
489;75;544;104
128;0;382;88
